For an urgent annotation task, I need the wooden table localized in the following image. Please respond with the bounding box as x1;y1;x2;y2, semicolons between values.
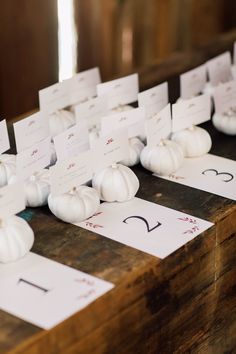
1;120;236;354
2;31;236;353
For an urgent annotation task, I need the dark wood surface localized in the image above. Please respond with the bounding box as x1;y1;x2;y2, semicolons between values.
1;118;236;354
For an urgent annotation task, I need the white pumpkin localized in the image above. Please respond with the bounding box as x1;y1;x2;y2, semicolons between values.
92;164;139;202
111;104;133;113
0;216;34;263
212;110;236;135
140;139;184;176
0;154;16;188
49;109;75;138
171;126;212;157
120;137;145;167
48;186;100;223
25;169;50;207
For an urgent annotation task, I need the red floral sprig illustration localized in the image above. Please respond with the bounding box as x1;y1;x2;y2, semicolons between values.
168;174;185;181
178;217;200;235
85;222;103;229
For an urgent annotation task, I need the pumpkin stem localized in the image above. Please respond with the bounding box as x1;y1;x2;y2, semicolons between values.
111;163;118;169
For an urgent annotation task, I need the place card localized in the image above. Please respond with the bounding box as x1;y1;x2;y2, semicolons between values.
16;138;51;180
91;129;129;172
213;80;236;114
180;64;207;99
50;150;92;195
13;112;49;153
172;94;211;132
0;119;10;155
206;52;232;86
100;107;145;138
138;82;169;119
39;80;70;114
0;252;114;329
0;181;25;220
53;122;89;162
77;197;213;259
97;73;139;109
146;104;172;147
75;96;108;130
157;153;236;201
68;67;101;106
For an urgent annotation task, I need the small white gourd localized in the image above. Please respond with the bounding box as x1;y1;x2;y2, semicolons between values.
120;137;145;167
0;216;34;263
48;186;100;223
49;110;75;138
92;164;139;202
171;126;212;157
0;154;16;188
25;169;50;207
140;139;184;176
212;109;236;135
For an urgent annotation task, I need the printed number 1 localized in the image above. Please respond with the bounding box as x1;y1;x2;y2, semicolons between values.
18;278;50;294
202;169;234;182
123;216;162;233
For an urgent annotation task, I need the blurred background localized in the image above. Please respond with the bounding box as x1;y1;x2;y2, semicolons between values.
0;0;236;119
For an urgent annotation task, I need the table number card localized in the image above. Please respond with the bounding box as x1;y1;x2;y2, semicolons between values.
50;150;93;195
39;81;70;114
53;122;89;162
16;138;51;180
68;67;101;106
97;74;139;109
213;79;236;114
75;96;108;130
146;104;172;147
0;119;10;154
13;112;49;153
100;107;145;138
0;181;25;220
0;252;114;329
77;197;213;259
91;129;129;172
156;154;236;201
206;52;232;87
172;94;211;132
138;82;169;119
180;64;207;99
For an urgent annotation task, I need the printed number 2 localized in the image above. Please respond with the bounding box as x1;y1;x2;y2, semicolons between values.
123;216;162;233
202;169;234;182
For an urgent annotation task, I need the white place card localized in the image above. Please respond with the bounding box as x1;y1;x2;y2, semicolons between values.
97;74;139;109
53;122;89;162
213;80;236;114
77;197;213;259
180;64;207;99
0;252;114;329
172;94;211;132
68;68;101;106
50;150;92;195
156;153;236;201
91;129;129;172
0;181;25;220
13;112;49;153
39;81;70;114
146;104;172;147
138;82;168;119
206;52;232;86
101;107;145;138
75;96;108;130
16;138;51;180
0;119;10;155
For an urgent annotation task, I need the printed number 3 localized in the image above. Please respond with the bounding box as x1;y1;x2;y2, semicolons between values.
123;216;162;233
202;169;234;182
